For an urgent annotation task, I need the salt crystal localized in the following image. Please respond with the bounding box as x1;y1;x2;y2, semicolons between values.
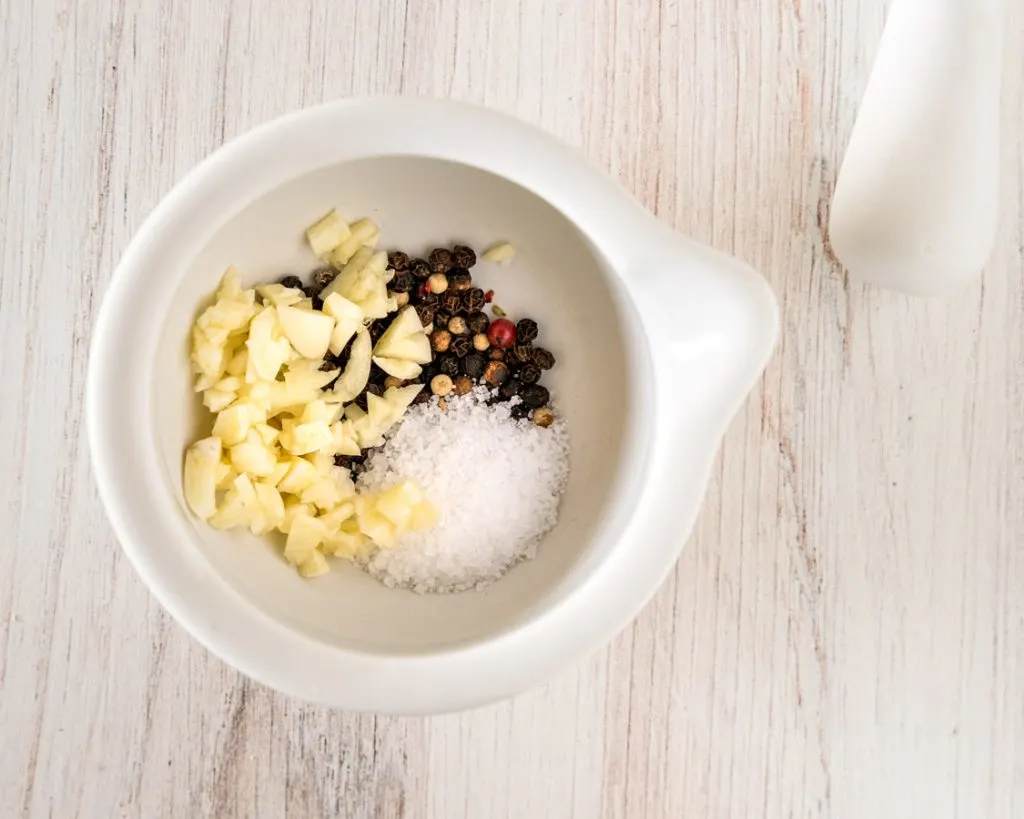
357;387;570;593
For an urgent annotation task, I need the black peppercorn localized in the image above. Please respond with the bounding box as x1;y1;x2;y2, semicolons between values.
518;363;541;384
463;352;487;379
448;269;472;291
519;383;550;409
334;453;365;468
319;359;338;373
433;308;452;328
442;291;463;314
452;244;477;268
531;347;556;369
454;376;473;396
415;303;437;327
438;353;460;377
499;378;520;400
510;344;534;363
489;348;506;361
413;388;432;404
325;348;348;369
450;335;472;358
483;360;510;387
304;287;324;311
279;275;303;289
463;288;486;313
410;258;431;279
388;250;410;271
429;248;453;273
312;267;335;289
369;320;387;344
421;360;440;380
510;403;532;420
391;271;415;293
516;318;539;344
354;382;382;412
467;310;489;334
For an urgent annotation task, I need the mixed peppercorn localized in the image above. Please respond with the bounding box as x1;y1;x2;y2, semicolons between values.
392;244;555;420
283;242;557;465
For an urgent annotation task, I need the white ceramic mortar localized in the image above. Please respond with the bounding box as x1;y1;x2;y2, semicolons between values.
88;99;778;713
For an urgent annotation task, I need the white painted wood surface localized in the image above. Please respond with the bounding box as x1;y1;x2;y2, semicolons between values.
1;1;1021;816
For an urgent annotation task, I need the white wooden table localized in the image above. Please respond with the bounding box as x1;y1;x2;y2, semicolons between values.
2;2;1021;817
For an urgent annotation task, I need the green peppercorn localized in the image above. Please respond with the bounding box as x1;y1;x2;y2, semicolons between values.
489;348;506;361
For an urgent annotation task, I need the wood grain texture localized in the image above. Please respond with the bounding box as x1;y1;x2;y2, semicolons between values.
1;1;1021;817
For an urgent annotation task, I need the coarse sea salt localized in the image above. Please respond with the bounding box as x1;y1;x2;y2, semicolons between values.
357;387;570;593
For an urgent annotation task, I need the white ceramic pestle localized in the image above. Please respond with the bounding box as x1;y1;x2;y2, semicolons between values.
828;0;1005;295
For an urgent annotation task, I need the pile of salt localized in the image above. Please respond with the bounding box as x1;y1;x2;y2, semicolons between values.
357;387;569;593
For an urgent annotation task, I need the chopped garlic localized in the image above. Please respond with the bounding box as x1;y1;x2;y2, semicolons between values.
482;241;516;263
185;219;437;578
